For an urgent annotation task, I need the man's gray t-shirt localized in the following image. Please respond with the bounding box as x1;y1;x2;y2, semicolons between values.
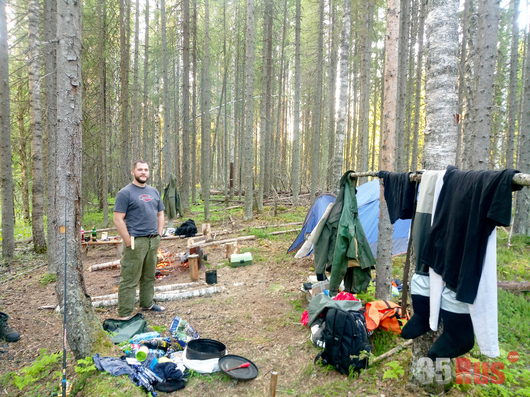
114;184;165;237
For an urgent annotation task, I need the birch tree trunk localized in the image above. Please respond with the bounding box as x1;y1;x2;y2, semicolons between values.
376;0;399;301
242;0;256;219
0;0;15;263
512;31;530;236
331;0;351;188
456;0;471;167
291;0;301;205
55;0;113;359
412;0;459;391
28;0;46;253
181;0;191;211
201;0;211;219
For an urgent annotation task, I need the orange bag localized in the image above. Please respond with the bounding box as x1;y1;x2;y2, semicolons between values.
364;300;408;334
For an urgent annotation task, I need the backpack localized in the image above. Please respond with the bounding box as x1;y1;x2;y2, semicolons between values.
314;308;371;375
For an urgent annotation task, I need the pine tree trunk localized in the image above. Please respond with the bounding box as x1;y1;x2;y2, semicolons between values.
55;0;113;359
467;0;500;170
181;0;191;211
331;0;351;189
310;1;324;200
376;0;400;301
291;0;301;205
97;0;109;225
27;0;47;253
119;0;131;183
191;0;198;204
411;0;426;170
242;0;256;219
201;0;211;220
396;0;411;172
131;0;141;165
141;0;150;162
505;0;520;169
357;1;374;178
44;0;58;272
326;0;338;190
513;32;530;235
161;0;171;182
0;0;15;263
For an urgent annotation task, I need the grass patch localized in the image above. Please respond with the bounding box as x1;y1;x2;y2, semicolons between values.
497;229;530;282
39;273;57;285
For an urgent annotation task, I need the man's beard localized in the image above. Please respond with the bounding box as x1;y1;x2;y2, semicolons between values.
134;175;148;184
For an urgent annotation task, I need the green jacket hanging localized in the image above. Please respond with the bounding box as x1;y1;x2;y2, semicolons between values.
314;171;376;295
163;174;183;220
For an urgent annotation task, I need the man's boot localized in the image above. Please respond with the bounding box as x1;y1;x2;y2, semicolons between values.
0;312;20;342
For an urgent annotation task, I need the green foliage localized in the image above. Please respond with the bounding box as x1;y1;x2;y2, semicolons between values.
496;230;530;281
382;360;405;380
150;324;167;334
356;282;376;303
497;289;530;348
11;349;61;391
39;272;57;285
75;357;97;375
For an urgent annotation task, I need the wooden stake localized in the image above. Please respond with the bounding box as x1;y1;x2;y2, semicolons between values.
201;223;212;240
225;242;238;258
269;371;278;397
189;254;199;281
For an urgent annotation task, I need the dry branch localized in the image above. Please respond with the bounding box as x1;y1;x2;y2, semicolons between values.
270;228;302;236
498;281;530;291
89;260;120;272
189;235;256;248
90;281;207;301
371;339;413;365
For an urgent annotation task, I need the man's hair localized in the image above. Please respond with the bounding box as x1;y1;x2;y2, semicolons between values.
132;160;149;170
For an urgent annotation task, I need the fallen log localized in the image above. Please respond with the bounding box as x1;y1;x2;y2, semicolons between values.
91;286;225;307
498;281;530;292
251;222;303;230
210;205;243;213
270;228;302;236
90;281;207;301
189;235;256;249
89;260;121;272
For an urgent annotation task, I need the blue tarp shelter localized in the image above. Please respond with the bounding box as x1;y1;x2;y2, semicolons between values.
288;180;411;257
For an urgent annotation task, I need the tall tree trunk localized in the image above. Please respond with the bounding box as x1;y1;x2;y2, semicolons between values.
141;0;150;162
242;0;256;219
191;0;198;204
310;1;324;199
411;0;426;170
97;0;109;225
161;0;171;182
44;0;58;272
291;0;301;205
513;32;530;235
257;0;273;211
331;0;351;188
0;0;15;263
181;0;191;211
131;0;141;165
326;0;338;190
55;0;112;359
413;0;459;390
505;0;520;169
119;0;131;182
395;0;411;171
201;0;211;219
466;0;500;170
357;1;374;177
27;0;46;253
376;0;400;301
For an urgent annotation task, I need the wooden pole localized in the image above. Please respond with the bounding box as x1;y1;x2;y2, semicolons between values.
269;371;278;397
189;254;199;281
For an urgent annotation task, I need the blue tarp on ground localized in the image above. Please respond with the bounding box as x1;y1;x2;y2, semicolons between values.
288;180;411;257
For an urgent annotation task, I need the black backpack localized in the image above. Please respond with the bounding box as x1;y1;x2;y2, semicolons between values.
315;308;371;375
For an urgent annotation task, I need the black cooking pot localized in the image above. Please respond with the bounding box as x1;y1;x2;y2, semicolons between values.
185;339;226;360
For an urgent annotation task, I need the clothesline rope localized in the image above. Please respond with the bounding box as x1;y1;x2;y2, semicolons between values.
348;170;530;186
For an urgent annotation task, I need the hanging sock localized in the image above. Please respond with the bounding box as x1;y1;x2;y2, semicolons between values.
427;309;474;360
401;294;431;339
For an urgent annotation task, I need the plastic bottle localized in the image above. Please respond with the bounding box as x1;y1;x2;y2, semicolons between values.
80;227;84;242
91;226;97;242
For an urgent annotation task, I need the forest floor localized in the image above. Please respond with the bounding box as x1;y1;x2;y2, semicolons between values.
0;202;528;397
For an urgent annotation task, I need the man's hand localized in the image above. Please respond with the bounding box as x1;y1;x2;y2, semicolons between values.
114;212;131;247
